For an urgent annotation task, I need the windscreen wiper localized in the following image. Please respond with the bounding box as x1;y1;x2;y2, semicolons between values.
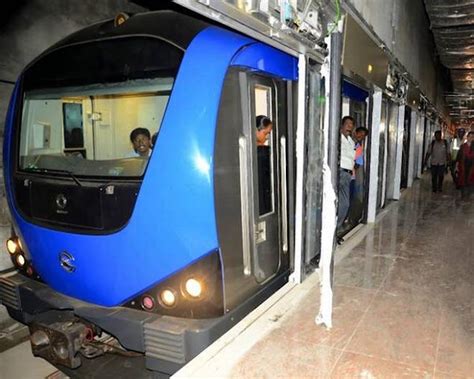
25;167;83;187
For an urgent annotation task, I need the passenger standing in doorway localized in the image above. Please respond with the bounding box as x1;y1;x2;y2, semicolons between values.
256;115;273;214
347;126;369;226
456;131;474;199
337;116;355;244
425;131;450;193
353;127;369;170
256;115;273;147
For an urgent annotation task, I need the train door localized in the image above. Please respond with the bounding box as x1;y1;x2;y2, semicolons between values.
385;100;399;200
348;96;368;226
341;80;369;232
377;99;388;209
303;62;324;268
243;74;287;283
214;68;291;309
400;106;411;189
421;117;430;173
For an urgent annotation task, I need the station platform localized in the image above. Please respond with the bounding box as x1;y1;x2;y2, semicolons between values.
0;176;472;378
175;177;473;378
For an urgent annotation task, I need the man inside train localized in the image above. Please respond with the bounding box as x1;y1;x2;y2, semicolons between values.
128;127;152;158
337;116;355;244
353;126;369;169
347;126;369;227
256;115;273;146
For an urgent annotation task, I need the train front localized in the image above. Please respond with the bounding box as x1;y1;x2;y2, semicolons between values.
0;11;231;376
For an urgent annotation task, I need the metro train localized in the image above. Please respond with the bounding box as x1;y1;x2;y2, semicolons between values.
0;9;298;377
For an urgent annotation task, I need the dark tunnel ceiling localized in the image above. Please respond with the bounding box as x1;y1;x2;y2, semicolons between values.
424;0;474;122
0;0;26;27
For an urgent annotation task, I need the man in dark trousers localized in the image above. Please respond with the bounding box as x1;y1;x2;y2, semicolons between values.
337;116;355;244
425;131;451;193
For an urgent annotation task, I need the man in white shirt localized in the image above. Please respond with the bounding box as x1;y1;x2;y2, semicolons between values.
337;116;355;240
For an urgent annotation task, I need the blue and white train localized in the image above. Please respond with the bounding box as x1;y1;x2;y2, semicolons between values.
1;9;298;377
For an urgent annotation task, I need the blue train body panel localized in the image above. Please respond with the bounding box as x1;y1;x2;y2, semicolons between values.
3;26;297;307
232;42;298;80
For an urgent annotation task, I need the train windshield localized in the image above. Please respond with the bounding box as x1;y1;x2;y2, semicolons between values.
17;37;184;179
19;79;172;178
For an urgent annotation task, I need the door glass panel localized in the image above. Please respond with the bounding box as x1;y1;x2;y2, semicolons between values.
401;106;411;189
385;102;399;200
255;87;270;116
304;69;324;265
254;85;274;216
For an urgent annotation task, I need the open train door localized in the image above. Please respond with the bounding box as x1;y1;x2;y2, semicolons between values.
293;36;341;330
300;59;325;273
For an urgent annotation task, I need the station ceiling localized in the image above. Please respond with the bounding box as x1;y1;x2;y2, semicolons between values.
424;0;474;124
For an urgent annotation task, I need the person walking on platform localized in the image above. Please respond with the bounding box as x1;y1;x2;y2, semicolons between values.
337;116;355;244
425;131;450;193
450;128;466;187
456;131;474;199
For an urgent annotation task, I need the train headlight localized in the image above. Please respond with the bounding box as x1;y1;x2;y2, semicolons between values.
185;278;202;298
159;289;177;307
6;239;19;254
16;254;26;268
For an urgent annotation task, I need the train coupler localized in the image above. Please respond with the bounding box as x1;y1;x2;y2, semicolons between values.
29;319;95;368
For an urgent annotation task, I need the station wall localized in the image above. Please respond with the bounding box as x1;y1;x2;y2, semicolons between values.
345;0;447;112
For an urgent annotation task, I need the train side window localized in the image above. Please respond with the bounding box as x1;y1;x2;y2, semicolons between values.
254;84;274;216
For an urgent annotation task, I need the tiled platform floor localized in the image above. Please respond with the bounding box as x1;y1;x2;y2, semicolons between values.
231;178;473;378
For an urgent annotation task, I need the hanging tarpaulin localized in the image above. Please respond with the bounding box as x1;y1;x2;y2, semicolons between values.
315;26;344;330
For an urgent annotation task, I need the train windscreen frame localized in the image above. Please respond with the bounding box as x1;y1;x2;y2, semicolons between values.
16;36;184;181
